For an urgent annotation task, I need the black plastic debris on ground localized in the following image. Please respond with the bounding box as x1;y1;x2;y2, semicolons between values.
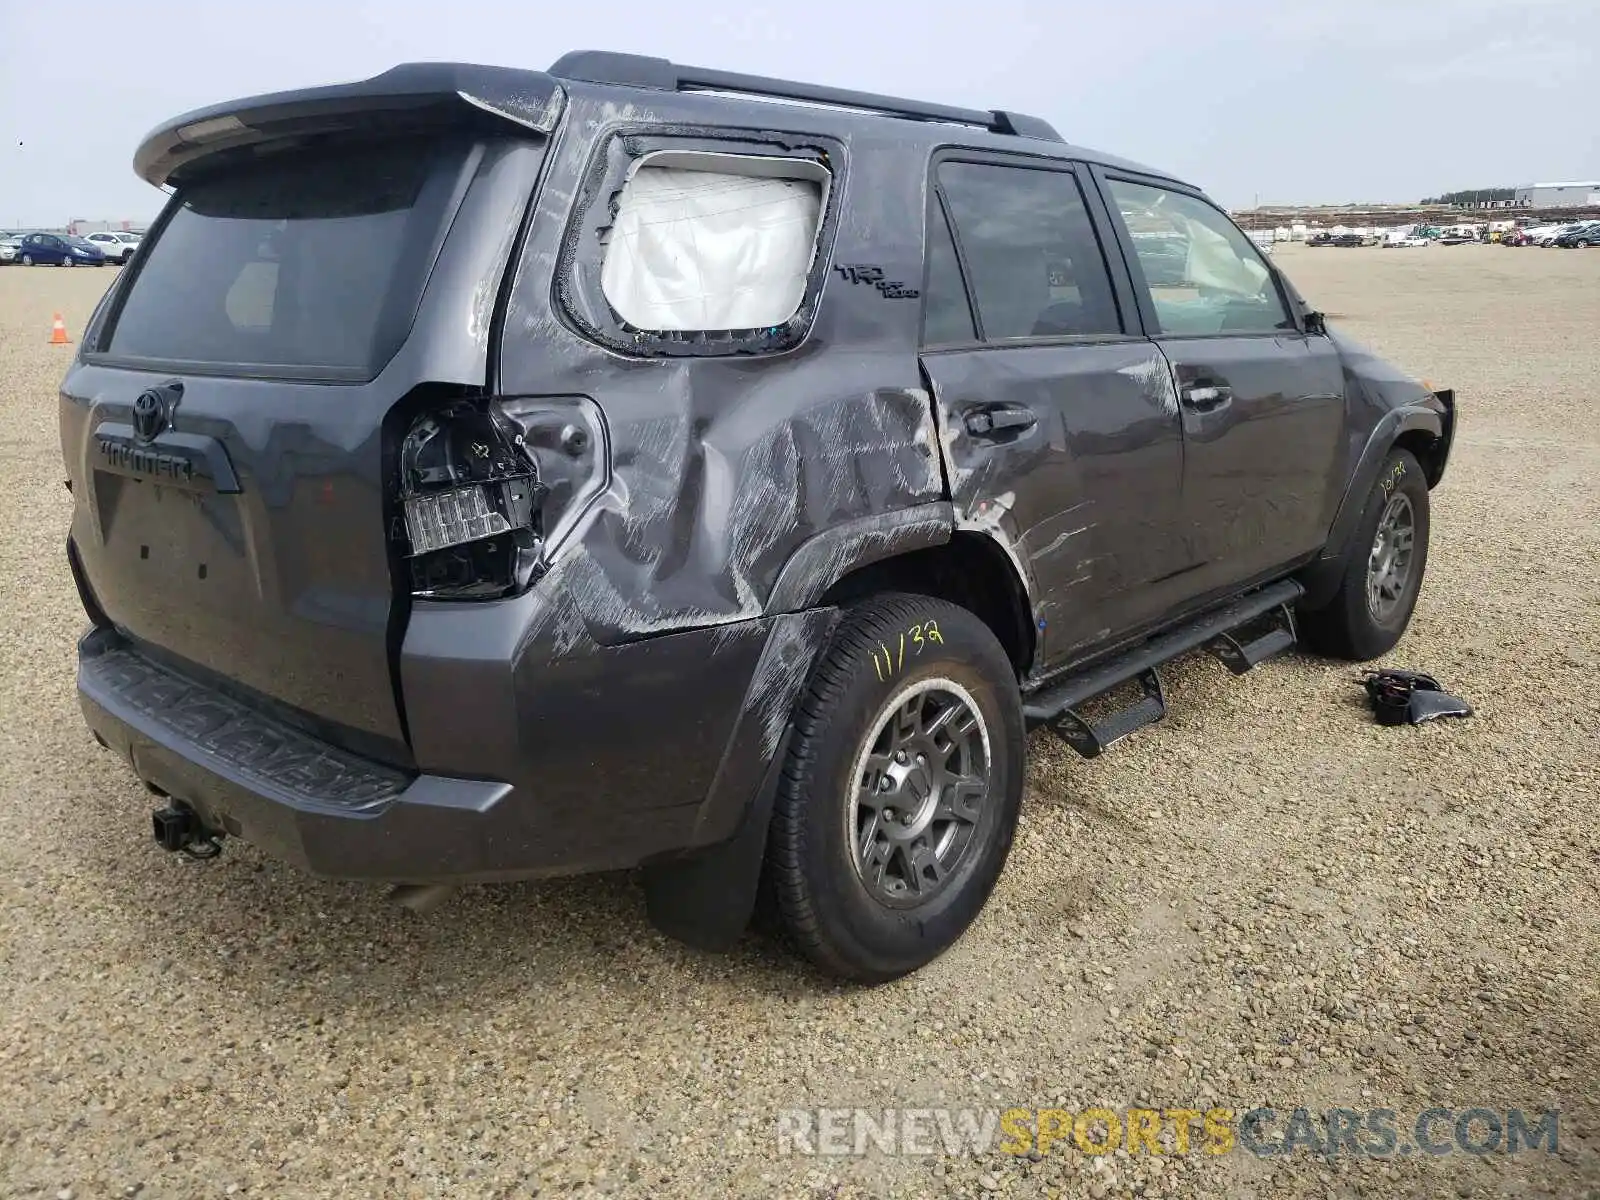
1361;668;1475;726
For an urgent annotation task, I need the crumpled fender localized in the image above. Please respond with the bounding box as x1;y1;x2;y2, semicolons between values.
1299;332;1456;608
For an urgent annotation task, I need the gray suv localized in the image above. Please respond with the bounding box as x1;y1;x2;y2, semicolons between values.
60;52;1456;982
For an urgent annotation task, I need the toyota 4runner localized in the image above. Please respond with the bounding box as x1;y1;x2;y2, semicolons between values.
60;52;1456;982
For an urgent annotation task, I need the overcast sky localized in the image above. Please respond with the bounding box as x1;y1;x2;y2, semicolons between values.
1;0;1596;226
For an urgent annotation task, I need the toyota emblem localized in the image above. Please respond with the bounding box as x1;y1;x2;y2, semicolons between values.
131;390;168;443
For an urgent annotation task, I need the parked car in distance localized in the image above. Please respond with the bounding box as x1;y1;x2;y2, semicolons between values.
0;236;20;264
1384;233;1430;248
1533;224;1580;247
60;51;1458;983
14;232;108;266
1553;221;1600;248
1330;233;1364;248
83;231;142;263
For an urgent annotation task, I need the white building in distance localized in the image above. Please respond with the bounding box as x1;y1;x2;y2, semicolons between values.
1513;182;1600;208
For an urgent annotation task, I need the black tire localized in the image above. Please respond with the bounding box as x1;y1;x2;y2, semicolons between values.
765;594;1025;984
1299;447;1431;660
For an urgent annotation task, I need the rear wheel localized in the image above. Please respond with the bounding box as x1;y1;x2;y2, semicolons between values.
20;254;32;266
765;594;1025;983
1299;447;1431;660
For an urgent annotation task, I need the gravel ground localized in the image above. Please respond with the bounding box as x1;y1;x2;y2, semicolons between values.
1;245;1597;1200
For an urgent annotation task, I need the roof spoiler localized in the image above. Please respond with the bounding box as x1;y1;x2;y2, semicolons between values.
133;62;566;187
548;50;1063;142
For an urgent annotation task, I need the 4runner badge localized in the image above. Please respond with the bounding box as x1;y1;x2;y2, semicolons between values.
833;263;920;300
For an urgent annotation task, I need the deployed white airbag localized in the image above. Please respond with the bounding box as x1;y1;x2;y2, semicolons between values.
600;161;824;332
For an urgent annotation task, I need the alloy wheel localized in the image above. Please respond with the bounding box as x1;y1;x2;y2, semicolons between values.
1366;492;1416;622
846;678;991;908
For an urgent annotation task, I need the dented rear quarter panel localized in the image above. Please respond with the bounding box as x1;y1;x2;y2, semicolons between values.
399;86;956;850
493;86;947;644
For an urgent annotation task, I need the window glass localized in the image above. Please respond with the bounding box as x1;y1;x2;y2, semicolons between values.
921;203;975;344
1107;179;1293;336
108;137;460;375
937;162;1121;340
599;163;823;331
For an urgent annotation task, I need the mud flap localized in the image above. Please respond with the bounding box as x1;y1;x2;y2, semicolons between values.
641;606;839;952
641;729;793;952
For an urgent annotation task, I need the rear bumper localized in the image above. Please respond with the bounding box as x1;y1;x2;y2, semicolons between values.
77;627;520;881
77;627;720;883
76;601;835;884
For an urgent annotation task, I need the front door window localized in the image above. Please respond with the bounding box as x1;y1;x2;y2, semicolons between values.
1106;179;1294;336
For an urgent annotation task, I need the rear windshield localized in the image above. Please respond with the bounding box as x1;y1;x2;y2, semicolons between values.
105;137;467;379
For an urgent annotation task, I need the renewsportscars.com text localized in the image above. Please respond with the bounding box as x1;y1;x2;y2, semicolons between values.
776;1106;1559;1159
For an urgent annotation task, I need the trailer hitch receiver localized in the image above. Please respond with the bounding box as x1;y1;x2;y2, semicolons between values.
151;803;224;860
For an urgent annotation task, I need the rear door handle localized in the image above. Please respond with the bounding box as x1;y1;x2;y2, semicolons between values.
1180;383;1233;412
964;405;1038;436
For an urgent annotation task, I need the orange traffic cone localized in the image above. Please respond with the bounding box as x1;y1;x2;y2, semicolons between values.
49;313;70;346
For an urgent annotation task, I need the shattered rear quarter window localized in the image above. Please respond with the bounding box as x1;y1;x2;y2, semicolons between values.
598;153;828;334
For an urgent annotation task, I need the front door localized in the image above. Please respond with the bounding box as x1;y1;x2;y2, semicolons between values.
1097;174;1348;597
917;156;1191;670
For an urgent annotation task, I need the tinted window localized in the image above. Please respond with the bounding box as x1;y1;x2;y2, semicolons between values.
107;137;464;377
1107;179;1293;336
937;162;1121;340
921;203;976;344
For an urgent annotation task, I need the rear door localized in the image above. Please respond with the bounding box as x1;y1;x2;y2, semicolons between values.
1094;171;1348;597
918;155;1191;669
61;134;511;761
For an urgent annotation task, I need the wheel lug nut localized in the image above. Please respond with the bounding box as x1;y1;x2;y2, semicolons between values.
894;750;908;764
902;813;915;827
878;778;892;793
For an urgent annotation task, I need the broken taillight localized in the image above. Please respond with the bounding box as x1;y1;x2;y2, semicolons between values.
397;396;607;601
399;401;547;600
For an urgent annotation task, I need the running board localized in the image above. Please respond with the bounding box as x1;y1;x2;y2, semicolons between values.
1023;580;1304;757
1203;602;1298;676
1049;667;1167;758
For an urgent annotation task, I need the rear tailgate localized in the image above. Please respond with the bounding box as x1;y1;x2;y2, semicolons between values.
62;72;560;761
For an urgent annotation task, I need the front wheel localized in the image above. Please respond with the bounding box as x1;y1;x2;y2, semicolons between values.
1299;447;1432;660
60;256;73;268
20;254;33;266
765;594;1025;983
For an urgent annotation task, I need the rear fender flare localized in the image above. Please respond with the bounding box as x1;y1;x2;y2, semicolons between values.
765;502;954;614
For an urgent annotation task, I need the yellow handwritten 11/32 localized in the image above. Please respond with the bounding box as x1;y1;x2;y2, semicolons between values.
997;1107;1237;1156
872;621;944;681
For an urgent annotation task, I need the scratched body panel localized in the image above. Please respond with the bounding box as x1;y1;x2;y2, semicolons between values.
919;340;1187;667
497;90;944;648
397;88;949;854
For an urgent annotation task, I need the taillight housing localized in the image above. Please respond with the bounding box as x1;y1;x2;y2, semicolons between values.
397;396;607;601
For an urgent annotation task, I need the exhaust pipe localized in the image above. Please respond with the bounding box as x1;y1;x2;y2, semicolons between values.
390;883;456;914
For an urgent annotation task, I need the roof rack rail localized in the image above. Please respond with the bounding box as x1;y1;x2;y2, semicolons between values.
548;50;1063;143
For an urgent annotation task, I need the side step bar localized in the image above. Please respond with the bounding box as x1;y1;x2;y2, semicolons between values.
1023;580;1304;757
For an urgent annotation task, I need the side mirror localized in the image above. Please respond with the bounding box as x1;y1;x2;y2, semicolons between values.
1303;310;1327;336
